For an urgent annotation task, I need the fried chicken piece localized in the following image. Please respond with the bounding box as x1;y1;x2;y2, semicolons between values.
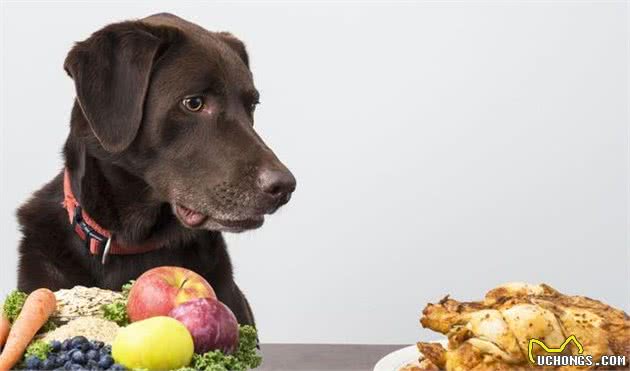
443;341;531;370
421;296;486;334
417;342;447;369
418;282;630;370
533;293;630;361
485;282;559;304
501;303;567;359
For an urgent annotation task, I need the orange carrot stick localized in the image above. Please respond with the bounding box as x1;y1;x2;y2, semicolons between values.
0;289;56;371
0;312;9;349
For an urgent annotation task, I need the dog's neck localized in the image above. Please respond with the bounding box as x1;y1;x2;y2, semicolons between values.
63;103;206;247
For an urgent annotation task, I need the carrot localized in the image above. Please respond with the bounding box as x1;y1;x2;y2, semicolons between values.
0;312;9;349
0;289;56;371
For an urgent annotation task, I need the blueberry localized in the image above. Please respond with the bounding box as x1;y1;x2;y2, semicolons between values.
61;339;72;351
71;351;86;365
70;336;88;349
50;340;62;353
57;353;70;365
90;341;104;350
109;364;125;371
69;364;83;371
86;359;101;370
86;350;99;361
102;345;111;353
64;349;75;359
55;354;68;368
41;358;55;370
98;347;110;357
79;342;91;352
25;355;41;369
63;361;74;370
97;355;113;369
47;355;58;367
53;356;66;368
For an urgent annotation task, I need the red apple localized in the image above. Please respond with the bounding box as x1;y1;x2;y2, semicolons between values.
169;298;239;354
127;266;216;322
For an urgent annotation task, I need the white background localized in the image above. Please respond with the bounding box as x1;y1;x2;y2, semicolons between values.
1;1;628;345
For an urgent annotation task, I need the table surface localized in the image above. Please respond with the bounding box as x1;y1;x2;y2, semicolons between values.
258;344;407;371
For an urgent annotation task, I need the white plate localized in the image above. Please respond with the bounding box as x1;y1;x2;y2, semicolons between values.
374;340;447;371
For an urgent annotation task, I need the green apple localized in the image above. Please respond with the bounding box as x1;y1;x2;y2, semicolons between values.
112;316;194;370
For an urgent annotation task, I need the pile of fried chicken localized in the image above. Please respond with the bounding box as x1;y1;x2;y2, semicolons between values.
404;283;629;370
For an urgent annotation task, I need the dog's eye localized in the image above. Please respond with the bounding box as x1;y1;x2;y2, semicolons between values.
182;96;204;112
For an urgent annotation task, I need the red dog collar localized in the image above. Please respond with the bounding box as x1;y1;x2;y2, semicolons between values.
62;169;161;263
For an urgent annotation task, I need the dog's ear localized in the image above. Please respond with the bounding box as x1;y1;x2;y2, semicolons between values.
64;22;176;153
216;32;249;68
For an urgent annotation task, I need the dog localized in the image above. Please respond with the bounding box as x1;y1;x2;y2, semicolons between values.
15;13;296;326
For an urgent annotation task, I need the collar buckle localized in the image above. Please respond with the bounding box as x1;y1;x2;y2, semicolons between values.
102;237;113;265
72;205;107;254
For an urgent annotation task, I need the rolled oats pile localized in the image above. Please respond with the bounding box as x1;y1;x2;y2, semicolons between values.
40;317;119;344
53;286;123;323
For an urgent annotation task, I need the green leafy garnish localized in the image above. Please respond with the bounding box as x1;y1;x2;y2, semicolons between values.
234;325;262;369
189;325;262;371
101;280;134;326
3;290;27;322
122;280;135;298
3;290;56;332
24;340;51;360
102;300;130;326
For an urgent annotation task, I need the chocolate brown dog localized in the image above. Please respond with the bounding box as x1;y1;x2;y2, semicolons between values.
16;13;295;326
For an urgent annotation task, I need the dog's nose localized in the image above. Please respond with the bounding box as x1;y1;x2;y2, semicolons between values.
257;168;296;204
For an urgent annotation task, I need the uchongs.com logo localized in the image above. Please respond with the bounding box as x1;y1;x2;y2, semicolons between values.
528;335;627;368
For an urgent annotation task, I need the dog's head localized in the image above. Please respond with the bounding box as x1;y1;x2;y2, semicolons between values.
64;13;295;233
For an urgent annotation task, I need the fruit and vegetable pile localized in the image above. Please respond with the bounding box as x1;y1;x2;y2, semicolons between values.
0;266;261;371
